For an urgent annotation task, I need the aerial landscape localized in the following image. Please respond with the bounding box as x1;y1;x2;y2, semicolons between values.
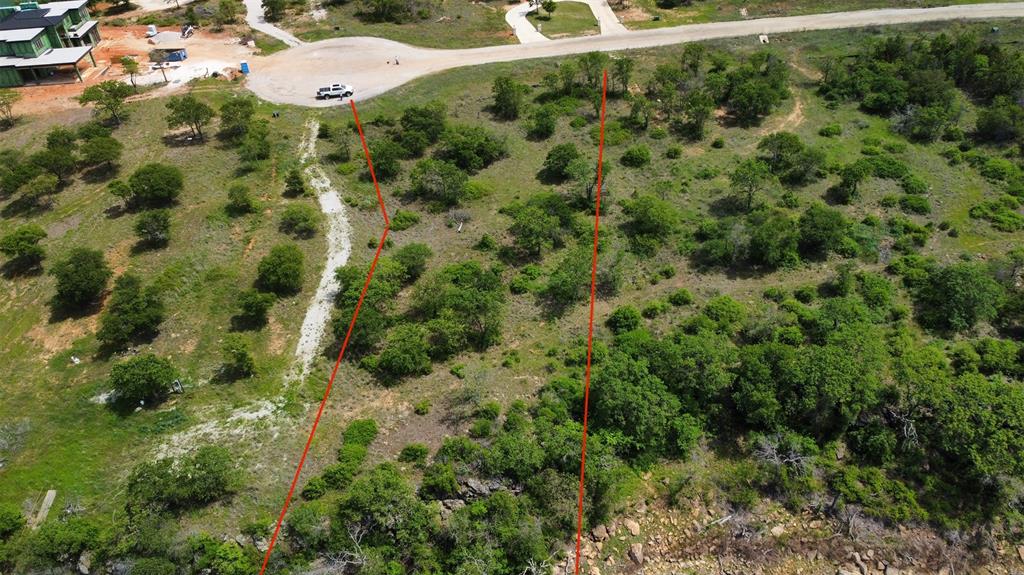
2;0;1024;573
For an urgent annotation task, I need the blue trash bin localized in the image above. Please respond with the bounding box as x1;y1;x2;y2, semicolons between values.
240;60;250;74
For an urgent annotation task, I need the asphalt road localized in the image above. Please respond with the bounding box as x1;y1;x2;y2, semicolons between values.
245;2;1024;107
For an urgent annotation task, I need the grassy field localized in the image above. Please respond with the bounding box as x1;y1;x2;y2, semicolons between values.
2;17;1023;545
287;0;516;47
620;0;1021;30
527;2;600;38
0;81;324;518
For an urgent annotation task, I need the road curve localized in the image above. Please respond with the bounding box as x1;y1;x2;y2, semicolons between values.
246;2;1024;107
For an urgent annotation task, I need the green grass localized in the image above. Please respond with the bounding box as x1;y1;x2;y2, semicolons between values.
622;0;1020;30
527;2;599;38
288;0;516;48
251;30;290;55
0;80;320;513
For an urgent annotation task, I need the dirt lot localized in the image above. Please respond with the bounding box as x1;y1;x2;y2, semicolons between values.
13;25;256;115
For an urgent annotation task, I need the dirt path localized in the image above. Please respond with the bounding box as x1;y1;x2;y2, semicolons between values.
290;118;352;382
246;2;1024;106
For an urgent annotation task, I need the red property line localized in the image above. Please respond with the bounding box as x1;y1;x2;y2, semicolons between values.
574;70;608;575
258;100;390;575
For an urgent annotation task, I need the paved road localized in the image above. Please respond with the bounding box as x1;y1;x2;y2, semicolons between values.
246;2;1024;107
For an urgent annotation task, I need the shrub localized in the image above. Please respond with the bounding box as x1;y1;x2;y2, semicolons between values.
642;299;670;318
542;143;581;180
527;104;558;140
301;476;327;500
377;324;432;379
283;167;307;197
344;419;379;447
393;242;432;282
126;446;236;510
110;354;179;406
668;288;693;306
256;243;304;295
666;145;682;159
226;182;258;214
390;209;420;231
221;334;255;380
129;163;184;207
620;145;652;167
410;158;469;206
469;418;492;437
420;463;458;499
279;203;321;238
0;223;46;272
50;248;111;310
0;505;24;540
235;289;275;328
437;124;508;173
414;400;431;415
818;123;842;137
398;443;430;466
899;194;931;215
711;137;725;148
97;274;164;349
134;208;171;247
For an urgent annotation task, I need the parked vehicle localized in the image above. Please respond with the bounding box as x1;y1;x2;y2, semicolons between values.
316;84;354;99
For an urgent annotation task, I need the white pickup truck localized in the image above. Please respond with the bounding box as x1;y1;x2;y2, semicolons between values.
316;84;354;100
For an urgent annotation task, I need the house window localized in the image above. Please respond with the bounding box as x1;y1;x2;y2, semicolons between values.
32;36;44;53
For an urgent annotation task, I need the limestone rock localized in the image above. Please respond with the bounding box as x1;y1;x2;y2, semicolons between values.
623;518;641;536
591;524;609;541
770;525;786;537
628;543;644;565
77;551;93;575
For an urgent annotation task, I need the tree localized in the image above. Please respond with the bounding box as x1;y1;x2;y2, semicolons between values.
31;149;77;183
621;194;679;255
283;167;307;197
109;179;134;208
413;261;505;350
110;353;179;406
612;57;635;95
0;224;46;273
80;135;124;169
627;95;651;131
166;94;215;140
748;210;800;269
377;324;432;379
577;52;610;91
400;101;447;143
757;132;824;186
368;137;404;181
491;76;526;121
120;56;140;89
798;203;848;257
437;124;507;173
620;145;651;167
541;0;556;15
509;204;560;258
975;95;1024;143
226;182;258;214
0;88;21;128
727;79;779;126
235;289;276;328
134;209;172;247
542;142;581;180
527;104;557;140
129;163;184;207
392;242;432;282
50;248;111;310
257;243;304;295
16;173;58;209
606;305;642;334
262;0;285;21
834;159;873;204
730;158;774;211
591;352;681;458
45;126;78;154
239;118;271;164
409;159;468;206
78;80;132;124
918;262;1005;332
214;0;239;25
97;273;165;349
219;96;256;140
221;334;255;379
279;203;320;238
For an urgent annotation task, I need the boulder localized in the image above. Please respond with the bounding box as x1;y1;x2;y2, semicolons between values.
77;551;93;575
591;524;609;541
628;543;643;565
623;518;641;536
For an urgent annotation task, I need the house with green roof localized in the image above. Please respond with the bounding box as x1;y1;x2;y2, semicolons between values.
0;0;100;87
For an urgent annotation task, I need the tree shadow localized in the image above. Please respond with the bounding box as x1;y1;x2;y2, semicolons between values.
81;163;120;184
130;238;169;255
161;133;205;148
105;203;128;219
1;196;52;219
0;260;44;280
229;314;266;332
48;298;103;324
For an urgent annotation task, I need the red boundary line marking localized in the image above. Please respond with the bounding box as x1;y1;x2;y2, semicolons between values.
574;70;608;575
258;100;390;575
